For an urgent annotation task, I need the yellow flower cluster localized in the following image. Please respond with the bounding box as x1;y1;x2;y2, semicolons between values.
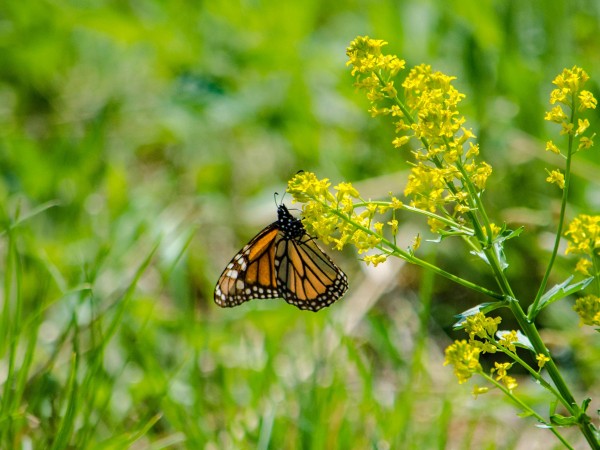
573;295;600;327
443;340;483;384
464;312;501;342
445;312;519;390
346;36;405;113
287;171;402;264
346;36;493;232
564;215;600;275
544;66;596;157
401;64;466;148
497;330;518;352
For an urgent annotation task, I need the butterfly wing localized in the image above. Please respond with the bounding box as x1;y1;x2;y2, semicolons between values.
275;233;348;311
214;223;281;307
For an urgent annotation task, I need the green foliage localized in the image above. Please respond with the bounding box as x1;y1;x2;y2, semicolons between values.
0;0;599;448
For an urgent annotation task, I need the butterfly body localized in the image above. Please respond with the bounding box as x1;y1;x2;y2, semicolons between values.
214;204;348;311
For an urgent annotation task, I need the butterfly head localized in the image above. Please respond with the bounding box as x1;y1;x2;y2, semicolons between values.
277;204;305;240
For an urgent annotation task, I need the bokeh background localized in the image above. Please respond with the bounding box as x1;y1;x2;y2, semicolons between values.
1;0;599;448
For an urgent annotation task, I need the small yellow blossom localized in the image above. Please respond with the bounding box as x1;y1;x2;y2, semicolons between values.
427;217;445;234
492;362;518;391
444;340;483;384
465;142;480;158
578;135;595;150
502;375;518;391
412;234;421;252
482;223;501;240
574;258;592;276
335;182;360;200
561;122;574;136
549;88;568;105
471;162;493;190
387;219;399;235
573;295;600;327
578;90;597;110
545;169;565;189
576;118;590;135
471;339;498;354
472;385;489;398
544;105;567;123
493;362;511;379
392;135;411;148
545;140;561;154
497;330;518;352
365;203;378;218
363;254;388;267
564;215;600;256
536;353;551;369
390;196;403;209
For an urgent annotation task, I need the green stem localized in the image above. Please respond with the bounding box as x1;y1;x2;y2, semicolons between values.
321;202;505;300
479;372;575;450
366;68;600;448
453;158;494;245
472;211;599;447
489;338;570;408
592;255;600;296
529;94;576;319
498;280;599;449
374;72;417;129
353;200;474;235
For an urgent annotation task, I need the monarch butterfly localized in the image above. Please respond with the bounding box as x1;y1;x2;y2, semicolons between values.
214;204;348;311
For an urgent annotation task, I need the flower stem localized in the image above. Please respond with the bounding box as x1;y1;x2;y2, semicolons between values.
529;94;576;320
479;372;575;450
322;203;505;300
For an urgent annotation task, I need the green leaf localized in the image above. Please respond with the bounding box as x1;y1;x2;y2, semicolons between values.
581;397;591;413
496;329;534;352
528;276;594;319
469;249;490;266
453;301;506;329
469;226;524;269
550;414;578;426
494;225;524;244
432;227;475;241
493;241;508;270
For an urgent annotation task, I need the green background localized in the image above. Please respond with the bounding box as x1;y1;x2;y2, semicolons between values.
0;0;598;448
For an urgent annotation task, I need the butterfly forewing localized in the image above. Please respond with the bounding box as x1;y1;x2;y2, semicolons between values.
214;204;348;311
214;224;280;307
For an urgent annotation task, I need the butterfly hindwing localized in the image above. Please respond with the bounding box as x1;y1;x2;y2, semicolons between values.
276;234;348;311
214;204;347;311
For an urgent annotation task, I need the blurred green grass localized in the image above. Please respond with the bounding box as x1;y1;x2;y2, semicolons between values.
0;0;599;448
